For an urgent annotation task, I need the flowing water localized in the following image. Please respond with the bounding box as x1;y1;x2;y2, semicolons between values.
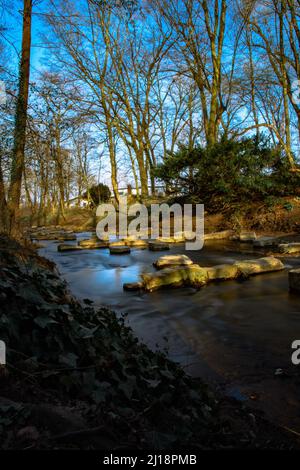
39;233;300;431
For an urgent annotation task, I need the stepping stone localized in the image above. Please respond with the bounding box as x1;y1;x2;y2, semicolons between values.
204;230;235;240
139;256;284;292
78;239;108;248
141;264;208;291
109;240;126;247
289;268;300;293
154;254;193;269
279;243;300;254
83;242;108;249
124;239;148;248
57;244;82;252
239;231;257;242
157;236;185;243
206;264;240;280
253;237;279;247
233;256;284;275
123;282;143;291
57;234;77;241
148;241;170;251
109;245;131;254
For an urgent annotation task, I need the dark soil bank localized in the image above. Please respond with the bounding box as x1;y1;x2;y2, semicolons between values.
0;235;298;450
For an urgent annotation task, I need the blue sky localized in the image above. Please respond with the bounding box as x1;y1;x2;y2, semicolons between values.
2;0;49;78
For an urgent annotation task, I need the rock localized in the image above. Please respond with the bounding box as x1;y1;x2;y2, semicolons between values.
57;244;82;252
139;256;284;292
84;242;108;249
204;230;235;240
279;243;300;254
57;234;77;241
253;237;279;248
153;254;193;269
32;231;77;241
123;234;137;241
206;264;240;281
141;264;208;291
123;282;143;291
148;241;170;251
157;236;185;243
109;240;126;247
109;245;131;254
233;256;284;276
124;239;148;249
16;426;39;443
289;268;300;292
239;232;257;242
78;239;108;249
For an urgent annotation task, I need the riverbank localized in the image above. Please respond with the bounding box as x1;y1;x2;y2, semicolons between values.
19;195;300;236
0;234;299;450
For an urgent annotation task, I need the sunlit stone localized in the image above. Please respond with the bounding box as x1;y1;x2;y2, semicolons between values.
279;243;300;254
239;231;257;242
109;245;131;254
57;244;82;252
233;256;284;275
154;254;193;269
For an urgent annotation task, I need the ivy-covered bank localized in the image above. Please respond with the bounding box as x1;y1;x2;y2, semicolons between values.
0;236;297;449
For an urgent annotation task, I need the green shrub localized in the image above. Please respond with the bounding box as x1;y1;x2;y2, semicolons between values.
84;183;111;206
153;135;299;211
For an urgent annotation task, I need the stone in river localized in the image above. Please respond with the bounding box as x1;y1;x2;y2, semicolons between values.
253;237;279;248
58;244;82;252
57;234;77;241
109;245;131;254
124;239;148;249
157;236;185;243
239;231;257;242
233;256;284;276
139;256;284;292
109;240;126;247
204;230;235;240
79;239;108;249
141;264;208;291
154;254;193;269
148;241;170;251
279;243;300;254
123;282;143;291
206;264;240;280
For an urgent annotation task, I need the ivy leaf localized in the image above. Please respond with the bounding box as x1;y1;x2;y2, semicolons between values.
58;352;78;368
34;315;59;329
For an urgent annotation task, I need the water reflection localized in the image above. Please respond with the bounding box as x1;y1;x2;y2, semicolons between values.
39;233;300;429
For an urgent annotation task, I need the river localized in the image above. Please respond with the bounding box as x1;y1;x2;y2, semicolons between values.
39;233;300;433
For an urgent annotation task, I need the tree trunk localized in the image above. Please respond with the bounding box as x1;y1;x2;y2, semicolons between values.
0;156;8;232
8;0;32;236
